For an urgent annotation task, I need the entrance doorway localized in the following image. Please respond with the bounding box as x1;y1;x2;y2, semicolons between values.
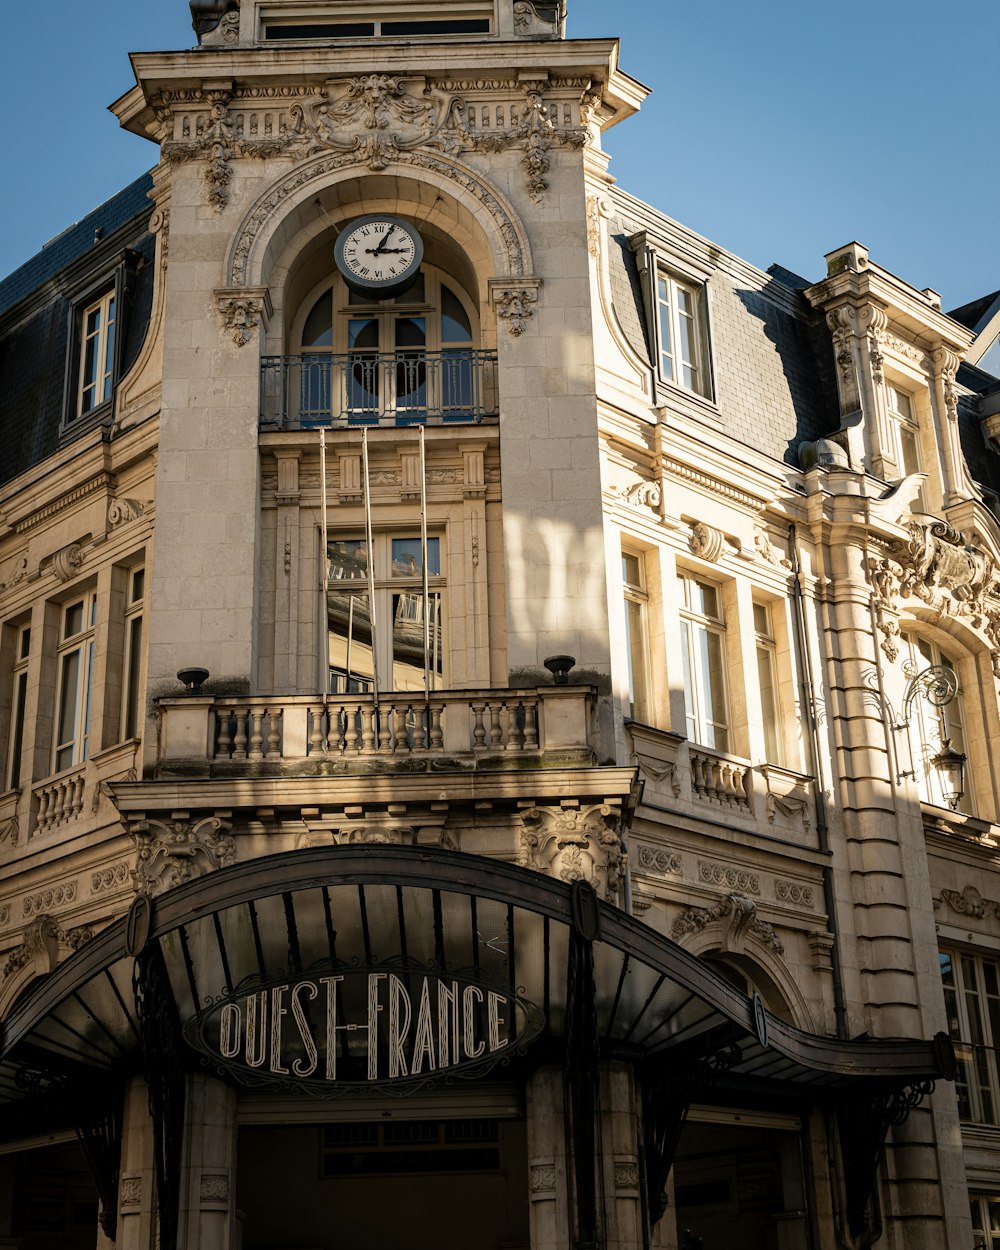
236;1115;529;1250
672;1115;808;1250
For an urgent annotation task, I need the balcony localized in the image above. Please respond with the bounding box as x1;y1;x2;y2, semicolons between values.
154;686;597;779
260;350;499;429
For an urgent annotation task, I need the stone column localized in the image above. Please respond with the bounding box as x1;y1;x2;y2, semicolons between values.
808;488;970;1247
116;1074;157;1250
597;1062;643;1250
526;1065;571;1250
177;1073;239;1250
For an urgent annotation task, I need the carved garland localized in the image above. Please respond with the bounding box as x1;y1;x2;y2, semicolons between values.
162;74;590;214
867;518;1000;674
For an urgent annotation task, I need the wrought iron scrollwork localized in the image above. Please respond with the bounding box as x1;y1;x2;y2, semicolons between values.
134;941;187;1250
838;1078;936;1243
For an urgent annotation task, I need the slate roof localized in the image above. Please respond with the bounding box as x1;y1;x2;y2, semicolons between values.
606;193;838;467
0;173;154;319
948;289;1000;335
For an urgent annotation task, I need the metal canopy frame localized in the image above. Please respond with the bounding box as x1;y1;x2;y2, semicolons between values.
0;846;954;1249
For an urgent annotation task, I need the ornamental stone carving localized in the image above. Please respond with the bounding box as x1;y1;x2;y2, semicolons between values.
519;802;625;901
636;844;682;876
615;480;662;511
120;1176;142;1207
868;518;1000;672
23;881;77;917
0;815;18;847
775;880;814;908
2;555;28;592
108;498;146;528
0;904;9;926
939;884;1000;920
162;72;588;209
216;287;272;347
132;815;236;896
614;1161;640;1189
2;915;61;981
52;543;85;583
92;862;132;893
689;521;725;563
672;894;784;956
698;862;760;894
200;1174;230;1203
529;1163;557;1193
162;89;286;211
490;279;541;336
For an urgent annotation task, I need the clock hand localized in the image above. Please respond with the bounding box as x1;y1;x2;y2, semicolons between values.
372;224;395;255
364;247;410;255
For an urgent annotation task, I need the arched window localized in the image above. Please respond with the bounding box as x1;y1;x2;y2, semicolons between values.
900;632;972;814
288;265;482;426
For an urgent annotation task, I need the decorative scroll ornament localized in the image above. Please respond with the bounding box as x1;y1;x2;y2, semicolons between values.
490;279;540;336
932;346;961;423
216;286;272;347
519;802;625;901
149;206;170;268
939;884;1000;920
162;90;286;211
868;518;1000;671
0;814;18;847
108;498;145;528
826;306;860;412
52;542;85;583
672;894;784;956
163;72;589;208
689;521;725;563
862;305;888;384
1;915;60;981
132;815;236;896
615;480;662;511
3;554;29;591
636;844;682;876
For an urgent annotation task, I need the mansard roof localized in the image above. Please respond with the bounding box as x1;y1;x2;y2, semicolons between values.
0;173;153;321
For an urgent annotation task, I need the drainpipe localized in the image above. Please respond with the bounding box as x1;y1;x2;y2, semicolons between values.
789;524;848;1040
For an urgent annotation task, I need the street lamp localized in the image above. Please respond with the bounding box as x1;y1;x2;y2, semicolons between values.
887;659;967;811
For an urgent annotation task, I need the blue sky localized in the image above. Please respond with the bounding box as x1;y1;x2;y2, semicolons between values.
2;1;997;309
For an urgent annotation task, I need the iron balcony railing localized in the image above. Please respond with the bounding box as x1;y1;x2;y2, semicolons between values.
261;350;499;429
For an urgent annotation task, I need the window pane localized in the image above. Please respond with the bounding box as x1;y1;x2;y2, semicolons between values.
328;540;368;580
328;591;374;693
125;616;143;740
391;538;440;577
703;629;728;751
681;623;697;741
756;644;781;764
392;591;443;691
64;602;84;639
7;671;27;790
56;650;81;770
441;285;472;343
625;597;648;722
302;294;333;348
622;554;641;586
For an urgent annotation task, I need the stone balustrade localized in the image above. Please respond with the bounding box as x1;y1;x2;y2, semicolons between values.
34;767;87;834
155;686;594;776
689;746;752;811
626;722;815;845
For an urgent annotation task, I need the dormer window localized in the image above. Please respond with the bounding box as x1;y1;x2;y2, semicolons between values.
78;291;117;416
886;382;927;510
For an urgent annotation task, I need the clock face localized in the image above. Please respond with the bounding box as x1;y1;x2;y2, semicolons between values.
334;215;423;295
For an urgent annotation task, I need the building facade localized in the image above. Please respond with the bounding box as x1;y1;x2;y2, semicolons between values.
2;1;1000;1247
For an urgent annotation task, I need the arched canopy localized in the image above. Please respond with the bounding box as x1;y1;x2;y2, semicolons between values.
0;847;950;1106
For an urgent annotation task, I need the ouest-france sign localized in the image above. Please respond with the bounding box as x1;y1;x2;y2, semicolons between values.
183;959;546;1096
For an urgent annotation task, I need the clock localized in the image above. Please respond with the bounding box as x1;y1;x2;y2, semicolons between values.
333;214;424;300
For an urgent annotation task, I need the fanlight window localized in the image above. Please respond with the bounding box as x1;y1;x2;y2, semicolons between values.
288;267;481;426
